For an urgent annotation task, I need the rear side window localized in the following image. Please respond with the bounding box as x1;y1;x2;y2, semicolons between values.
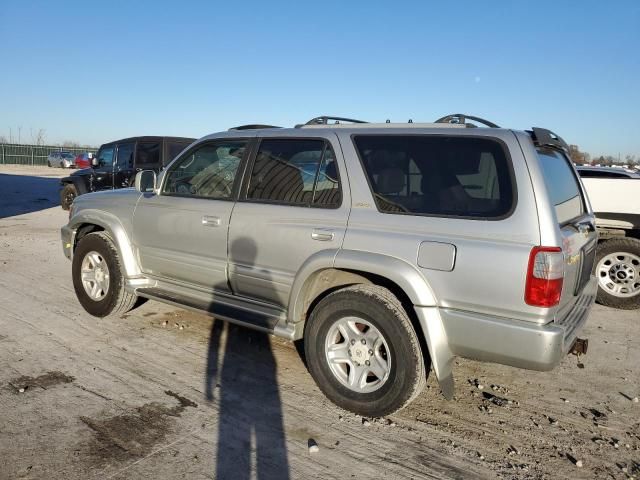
116;143;135;169
353;135;514;218
137;142;161;167
537;148;584;224
246;139;341;207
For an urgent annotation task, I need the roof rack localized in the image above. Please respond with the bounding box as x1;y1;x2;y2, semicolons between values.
228;124;281;131
297;116;368;127
528;127;569;152
434;113;500;128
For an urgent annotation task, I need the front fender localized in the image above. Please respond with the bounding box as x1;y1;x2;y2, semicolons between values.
69;209;141;277
61;175;90;195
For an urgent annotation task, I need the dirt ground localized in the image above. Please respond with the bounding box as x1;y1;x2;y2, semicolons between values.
0;165;638;480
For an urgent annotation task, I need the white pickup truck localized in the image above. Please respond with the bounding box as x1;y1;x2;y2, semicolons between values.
577;166;640;309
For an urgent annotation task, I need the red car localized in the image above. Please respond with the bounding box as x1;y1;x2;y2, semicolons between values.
74;152;94;169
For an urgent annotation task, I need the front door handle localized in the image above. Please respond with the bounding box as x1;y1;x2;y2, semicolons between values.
202;216;221;227
311;228;334;241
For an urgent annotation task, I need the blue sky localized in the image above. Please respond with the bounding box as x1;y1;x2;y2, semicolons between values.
1;0;638;158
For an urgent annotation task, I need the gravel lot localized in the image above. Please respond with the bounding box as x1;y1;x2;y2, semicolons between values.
0;165;638;480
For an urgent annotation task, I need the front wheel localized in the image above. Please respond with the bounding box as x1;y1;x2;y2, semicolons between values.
305;285;427;417
72;232;139;317
60;184;77;211
594;237;640;309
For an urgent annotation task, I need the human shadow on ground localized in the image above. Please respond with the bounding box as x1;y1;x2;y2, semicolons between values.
0;173;61;218
205;238;290;480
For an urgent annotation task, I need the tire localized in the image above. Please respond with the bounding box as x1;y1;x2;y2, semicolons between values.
60;184;77;211
72;232;139;317
305;284;427;417
47;160;52;167
593;237;640;309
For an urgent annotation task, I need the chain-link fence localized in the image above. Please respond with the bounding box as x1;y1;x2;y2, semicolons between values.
0;144;98;166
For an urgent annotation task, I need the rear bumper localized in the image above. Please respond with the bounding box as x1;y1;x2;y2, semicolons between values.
61;225;74;260
434;277;597;371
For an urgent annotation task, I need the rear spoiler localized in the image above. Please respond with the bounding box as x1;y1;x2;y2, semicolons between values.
528;128;569;152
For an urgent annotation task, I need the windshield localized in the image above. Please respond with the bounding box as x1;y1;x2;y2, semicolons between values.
61;152;75;159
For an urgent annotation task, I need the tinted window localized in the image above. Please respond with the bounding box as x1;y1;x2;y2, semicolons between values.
163;141;246;199
167;142;189;164
354;135;513;218
578;169;631;178
96;146;115;168
247;139;339;206
116;143;135;169
537;148;584;224
137;142;161;166
61;152;75;159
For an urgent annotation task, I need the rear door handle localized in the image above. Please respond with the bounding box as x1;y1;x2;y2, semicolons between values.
311;228;334;241
202;216;221;227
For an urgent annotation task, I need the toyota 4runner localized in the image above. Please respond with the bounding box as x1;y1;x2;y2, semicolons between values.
61;115;597;417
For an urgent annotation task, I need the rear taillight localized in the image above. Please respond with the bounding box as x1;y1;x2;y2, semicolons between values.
525;246;564;307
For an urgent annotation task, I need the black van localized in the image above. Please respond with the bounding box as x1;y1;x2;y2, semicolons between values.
59;136;195;210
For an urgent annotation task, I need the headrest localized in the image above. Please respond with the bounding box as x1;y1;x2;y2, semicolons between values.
376;167;405;194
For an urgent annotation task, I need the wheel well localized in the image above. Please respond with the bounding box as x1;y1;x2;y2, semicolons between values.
301;269;431;368
74;224;105;250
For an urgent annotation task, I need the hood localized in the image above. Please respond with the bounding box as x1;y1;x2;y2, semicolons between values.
71;167;94;176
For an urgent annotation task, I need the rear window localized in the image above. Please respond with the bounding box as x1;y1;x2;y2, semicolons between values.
536;148;584;224
353;135;514;218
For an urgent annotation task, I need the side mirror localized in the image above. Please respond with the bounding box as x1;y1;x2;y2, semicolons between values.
135;170;157;193
91;157;99;167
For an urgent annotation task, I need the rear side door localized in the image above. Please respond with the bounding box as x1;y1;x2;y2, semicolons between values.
228;136;348;306
536;147;598;316
133;139;249;291
114;142;135;188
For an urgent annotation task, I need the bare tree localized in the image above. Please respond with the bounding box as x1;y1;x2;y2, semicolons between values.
62;140;81;148
0;135;7;143
30;128;46;145
568;145;590;165
625;154;636;167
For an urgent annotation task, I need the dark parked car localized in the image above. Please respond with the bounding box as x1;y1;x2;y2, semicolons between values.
59;136;195;210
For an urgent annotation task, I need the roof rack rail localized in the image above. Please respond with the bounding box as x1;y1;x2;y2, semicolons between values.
228;124;281;131
434;113;500;128
528;127;569;152
298;116;368;127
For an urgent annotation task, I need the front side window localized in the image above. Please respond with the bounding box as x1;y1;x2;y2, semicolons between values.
247;139;340;207
537;148;585;224
96;146;115;168
137;142;161;167
354;135;514;218
116;143;135;170
163;141;246;199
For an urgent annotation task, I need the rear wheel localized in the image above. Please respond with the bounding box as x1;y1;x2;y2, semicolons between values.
72;232;139;317
594;237;640;309
60;184;77;210
305;284;427;417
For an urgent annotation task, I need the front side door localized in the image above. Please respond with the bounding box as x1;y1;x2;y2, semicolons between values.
228;136;349;306
133;139;249;291
92;144;115;191
114;142;135;188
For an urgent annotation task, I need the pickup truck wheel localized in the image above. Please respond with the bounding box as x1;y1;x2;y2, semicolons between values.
60;184;77;211
305;285;427;417
594;238;640;309
72;232;138;317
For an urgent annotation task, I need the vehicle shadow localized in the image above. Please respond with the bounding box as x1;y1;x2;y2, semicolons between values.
205;238;290;480
0;173;61;218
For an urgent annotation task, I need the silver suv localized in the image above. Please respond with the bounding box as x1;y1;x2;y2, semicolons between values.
61;114;598;417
